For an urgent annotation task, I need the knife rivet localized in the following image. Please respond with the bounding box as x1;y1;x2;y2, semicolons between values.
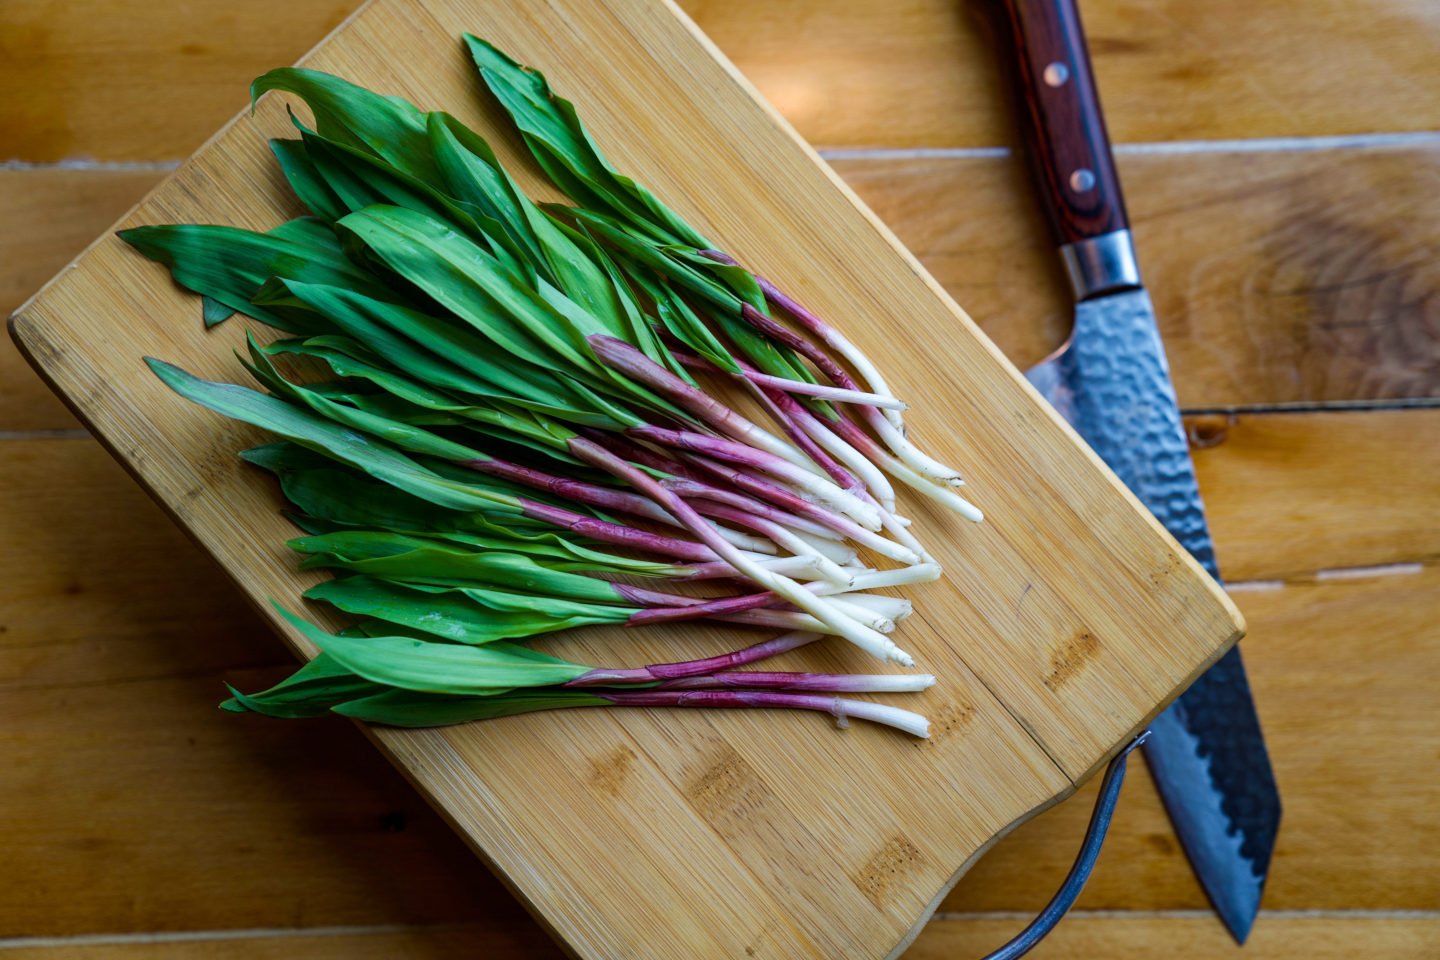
1069;168;1096;193
1043;62;1070;87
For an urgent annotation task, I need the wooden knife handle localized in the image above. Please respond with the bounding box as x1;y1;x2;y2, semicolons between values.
996;0;1129;246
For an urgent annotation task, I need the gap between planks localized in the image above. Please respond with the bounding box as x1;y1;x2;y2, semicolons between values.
0;161;181;173
928;909;1440;922
4;911;1437;950
819;131;1440;161
1226;562;1430;594
0;926;459;951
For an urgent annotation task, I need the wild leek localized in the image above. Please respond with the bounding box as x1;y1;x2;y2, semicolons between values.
228;612;933;738
121;36;986;735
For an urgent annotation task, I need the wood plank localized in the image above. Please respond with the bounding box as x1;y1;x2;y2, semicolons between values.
0;0;361;164
14;1;1241;954
830;145;1440;407
1190;410;1440;581
9;142;1440;431
0;170;162;430
1;411;1433;939
0;927;561;960
6;0;1440;160
0;441;521;938
0;672;536;939
910;914;1440;958
0;440;264;688
2;915;1435;958
688;0;1440;149
942;563;1440;913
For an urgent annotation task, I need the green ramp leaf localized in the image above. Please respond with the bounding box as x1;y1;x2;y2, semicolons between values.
274;603;591;692
304;575;629;644
333;688;607;726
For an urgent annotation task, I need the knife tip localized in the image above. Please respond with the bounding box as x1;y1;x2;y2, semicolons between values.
1218;901;1258;945
1209;868;1266;945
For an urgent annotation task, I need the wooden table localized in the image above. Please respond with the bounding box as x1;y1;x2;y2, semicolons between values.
2;1;1436;956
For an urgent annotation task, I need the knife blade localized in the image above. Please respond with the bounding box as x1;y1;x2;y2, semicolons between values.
990;0;1282;941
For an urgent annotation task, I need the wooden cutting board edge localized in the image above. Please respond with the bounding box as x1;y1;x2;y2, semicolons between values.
5;0;1245;952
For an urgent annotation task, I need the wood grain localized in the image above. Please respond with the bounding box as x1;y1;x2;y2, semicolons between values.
0;0;359;164
0;673;530;938
6;0;1440;161
0;170;164;430
12;408;1430;693
689;0;1440;149
0;439;264;689
0;443;513;938
8;170;1432;943
1190;410;1440;581
9;0;1244;955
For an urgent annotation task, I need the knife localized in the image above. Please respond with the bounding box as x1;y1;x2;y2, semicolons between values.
989;0;1282;942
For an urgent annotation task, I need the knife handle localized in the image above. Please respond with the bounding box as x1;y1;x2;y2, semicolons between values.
995;0;1138;297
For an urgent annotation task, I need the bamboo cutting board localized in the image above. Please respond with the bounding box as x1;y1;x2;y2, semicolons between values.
9;0;1243;955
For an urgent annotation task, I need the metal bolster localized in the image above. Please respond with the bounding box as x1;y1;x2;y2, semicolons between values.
1059;230;1142;301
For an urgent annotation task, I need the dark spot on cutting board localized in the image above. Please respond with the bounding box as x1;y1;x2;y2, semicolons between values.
853;835;925;906
193;442;238;486
587;745;636;797
1148;552;1184;589
687;745;763;821
925;701;976;745
378;810;408;833
1013;582;1035;616
1045;631;1100;691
